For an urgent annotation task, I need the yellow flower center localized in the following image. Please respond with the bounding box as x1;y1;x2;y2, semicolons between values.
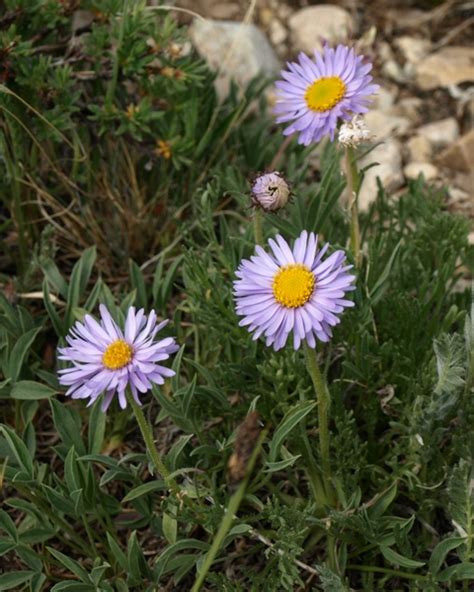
102;340;133;370
272;264;315;308
304;76;346;112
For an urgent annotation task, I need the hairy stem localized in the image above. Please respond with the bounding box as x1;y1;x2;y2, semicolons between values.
345;146;361;268
304;344;338;572
304;344;334;503
253;208;263;245
127;392;179;496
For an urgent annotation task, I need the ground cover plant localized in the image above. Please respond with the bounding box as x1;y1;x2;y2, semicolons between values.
0;1;473;591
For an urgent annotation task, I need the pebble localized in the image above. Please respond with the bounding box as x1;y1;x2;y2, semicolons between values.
269;19;287;46
438;130;474;173
364;110;411;141
395;36;430;64
416;46;474;90
407;135;432;163
417;118;460;149
372;87;397;112
288;5;354;53
394;97;423;124
404;162;439;181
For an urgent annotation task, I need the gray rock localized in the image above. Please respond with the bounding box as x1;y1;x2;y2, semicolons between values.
358;140;404;211
364;110;411;141
417;118;460;149
372;87;397;112
382;59;408;84
189;20;280;99
438;130;474;173
269;19;287;46
407;135;432;163
289;5;354;53
394;97;423;124
404;162;439;181
415;46;474;90
395;36;430;64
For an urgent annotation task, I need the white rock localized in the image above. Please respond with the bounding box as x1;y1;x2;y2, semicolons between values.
403;162;439;181
395;36;430;64
416;46;474;90
269;20;287;46
394;97;423;123
417;118;460;149
438;130;474;173
189;20;280;99
364;110;411;141
358;140;404;211
289;5;354;53
382;59;408;84
407;135;432;162
372;86;397;112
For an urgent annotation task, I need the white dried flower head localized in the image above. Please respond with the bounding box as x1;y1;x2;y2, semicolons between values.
338;115;372;148
251;172;290;212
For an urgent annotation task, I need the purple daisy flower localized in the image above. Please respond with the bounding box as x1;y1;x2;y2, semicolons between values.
274;44;379;145
57;305;179;412
234;231;356;351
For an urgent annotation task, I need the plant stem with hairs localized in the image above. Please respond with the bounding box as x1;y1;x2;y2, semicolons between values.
345;146;361;267
127;391;179;496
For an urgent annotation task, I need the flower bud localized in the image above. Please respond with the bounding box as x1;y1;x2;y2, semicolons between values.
251;172;290;212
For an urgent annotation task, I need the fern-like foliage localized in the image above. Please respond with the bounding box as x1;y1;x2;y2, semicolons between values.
447;459;474;561
433;334;466;396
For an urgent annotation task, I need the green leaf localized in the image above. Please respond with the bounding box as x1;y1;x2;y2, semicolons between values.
0;425;34;477
65;247;96;329
269;401;316;462
50;398;86;456
0;571;35;590
162;505;178;544
47;547;90;582
367;482;398;520
50;584;95;591
264;455;301;473
106;532;128;571
433;334;465;395
122;480;166;502
127;531;150;581
369;239;402;305
0;510;18;542
11;381;58;400
42;279;64;337
6;327;41;383
380;545;425;569
437;563;474;582
428;537;465;575
41;258;68;298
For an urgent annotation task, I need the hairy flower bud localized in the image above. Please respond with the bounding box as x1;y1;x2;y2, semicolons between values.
338;115;372;148
251;172;290;212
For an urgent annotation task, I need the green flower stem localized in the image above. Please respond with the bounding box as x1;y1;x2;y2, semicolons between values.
127;392;179;497
304;344;334;504
345;146;361;268
253;208;263;245
191;427;268;592
298;390;327;508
